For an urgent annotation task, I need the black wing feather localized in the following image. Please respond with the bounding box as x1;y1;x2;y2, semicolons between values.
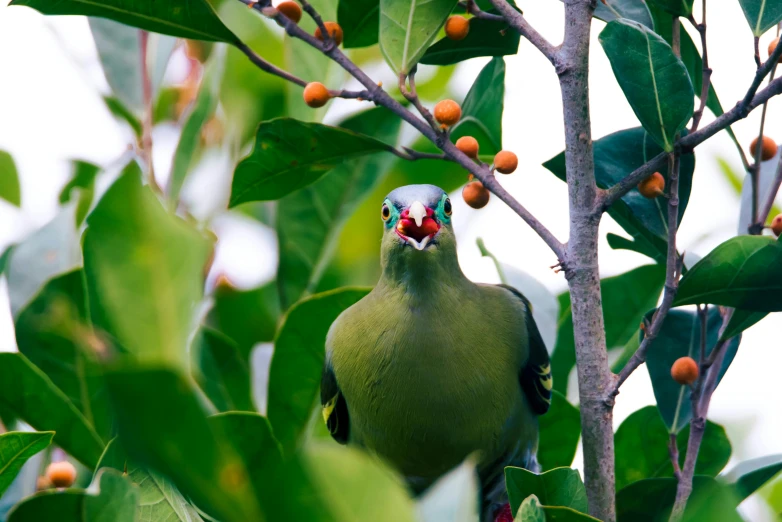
321;358;350;444
498;284;553;415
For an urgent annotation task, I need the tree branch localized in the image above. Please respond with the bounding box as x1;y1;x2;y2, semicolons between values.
139;31;161;194
688;2;712;133
461;0;505;22
486;0;561;67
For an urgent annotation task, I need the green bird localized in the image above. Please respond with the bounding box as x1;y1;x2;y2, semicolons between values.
321;184;552;521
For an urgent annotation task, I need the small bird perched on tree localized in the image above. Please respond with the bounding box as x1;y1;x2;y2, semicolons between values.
321;184;552;522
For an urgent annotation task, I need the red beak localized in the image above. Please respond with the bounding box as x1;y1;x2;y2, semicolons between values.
396;206;440;243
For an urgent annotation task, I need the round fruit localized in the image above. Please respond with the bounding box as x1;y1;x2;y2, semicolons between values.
36;476;53;491
455;136;479;159
494;150;518;174
46;461;77;488
750;135;778;161
303;82;331;108
314;22;343;46
445;16;470;41
771;214;782;236
277;1;302;23
671;356;699;385
433;99;461;127
637;172;666;198
462;180;490;209
769;37;782;64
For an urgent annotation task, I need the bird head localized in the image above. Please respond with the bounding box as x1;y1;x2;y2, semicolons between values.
380;184;455;260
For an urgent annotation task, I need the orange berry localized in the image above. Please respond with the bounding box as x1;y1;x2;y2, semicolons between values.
671;356;699;385
276;1;302;23
455;136;479;159
36;475;53;491
46;461;76;488
433;99;461;126
445;16;470;41
303;82;331;108
637;172;666;198
769;37;782;64
462;180;490;209
750;135;778;161
771;214;782;236
494;150;518;174
314;22;343;46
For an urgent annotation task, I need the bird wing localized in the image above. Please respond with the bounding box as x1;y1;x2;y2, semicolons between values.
497;284;553;415
321;357;350;444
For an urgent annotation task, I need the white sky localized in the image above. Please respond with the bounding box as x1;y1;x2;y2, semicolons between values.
1;1;781;519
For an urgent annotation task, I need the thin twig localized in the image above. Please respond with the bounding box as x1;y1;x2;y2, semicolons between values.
389;147;451;161
460;0;506;22
688;1;712;133
139;31;161;194
755;36;762;68
399;68;440;131
485;0;561;67
235;41;308;87
669;433;682;480
749;64;778;231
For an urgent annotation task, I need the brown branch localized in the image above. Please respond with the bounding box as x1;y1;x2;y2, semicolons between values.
485;0;561;68
399;68;440;132
669;433;682;480
235;41;308;87
460;0;506;22
139;31;161;194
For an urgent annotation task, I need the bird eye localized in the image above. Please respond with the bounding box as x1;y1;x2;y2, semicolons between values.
381;204;391;221
443;198;452;216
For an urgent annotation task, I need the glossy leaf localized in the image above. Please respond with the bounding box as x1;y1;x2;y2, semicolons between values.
593;0;653;28
506;467;588;516
194;328;254;412
421;18;520;65
0;431;54;497
614;406;731;490
105;366;265;522
722;454;782;502
645;308;740;433
516;495;545;522
59;160;100;226
83;161;211;368
551;264;665;394
616;476;742;522
379;0;459;74
8;469;138;522
450;57;505;160
0;353;104;468
538;391;581;471
647;0;693;17
545;128;695;264
674;235;782;311
0;150;21;207
268;287;370;454
168;45;225;204
417;459;479;522
230;118;394;206
338;0;379;48
10;0;239;43
5;205;82;319
15;270;112;440
277;108;401;309
720;309;768;341
599;20;694;151
738;0;782;36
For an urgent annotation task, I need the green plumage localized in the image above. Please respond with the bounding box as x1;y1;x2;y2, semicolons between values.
321;185;551;520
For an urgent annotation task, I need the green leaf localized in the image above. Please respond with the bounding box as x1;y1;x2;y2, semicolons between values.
538;391;581;471
89;18;144;114
268;287;370;454
379;0;458;74
674;235;782;311
616;476;742;522
0;150;21;207
0;245;13;277
338;0;380;48
614;406;731;490
544;128;695;264
194;328;254;412
7;468;139;522
0;431;54;497
593;0;653;28
720;309;768;341
105;366;265;522
551;264;665;394
722;454;782;502
645;308;740;433
230;118;394;206
599;20;694;151
83;161;211;368
5;205;82;319
516;495;546;522
646;0;694;17
103;96;143;137
10;0;239;43
0;353;104;468
506;467;588;516
168;45;225;205
450;57;505;159
738;0;782;36
305;443;417;522
59;160;100;226
206;280;281;358
420;18;520;66
277;108;401;309
15;270;113;440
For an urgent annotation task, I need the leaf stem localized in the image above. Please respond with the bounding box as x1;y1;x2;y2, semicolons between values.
139;31;161;194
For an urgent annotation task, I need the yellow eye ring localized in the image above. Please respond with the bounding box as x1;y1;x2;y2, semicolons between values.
443;198;452;216
381;204;391;221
